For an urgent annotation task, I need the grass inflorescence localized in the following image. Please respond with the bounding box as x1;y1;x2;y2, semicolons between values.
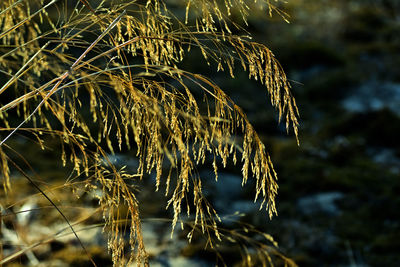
0;0;299;266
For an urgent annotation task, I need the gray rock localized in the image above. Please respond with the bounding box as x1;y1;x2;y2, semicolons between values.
297;192;344;215
231;200;258;214
369;148;400;174
200;171;244;213
342;81;400;115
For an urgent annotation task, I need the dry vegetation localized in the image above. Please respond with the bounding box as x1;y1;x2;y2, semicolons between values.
0;0;299;266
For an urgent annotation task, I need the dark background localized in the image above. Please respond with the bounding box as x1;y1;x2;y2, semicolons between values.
222;0;400;265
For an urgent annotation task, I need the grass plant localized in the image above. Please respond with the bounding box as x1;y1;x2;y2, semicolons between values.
0;0;299;266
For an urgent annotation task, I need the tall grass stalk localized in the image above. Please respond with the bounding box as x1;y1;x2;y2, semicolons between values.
0;0;299;266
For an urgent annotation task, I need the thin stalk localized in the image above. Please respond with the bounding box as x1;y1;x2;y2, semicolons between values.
0;0;25;17
0;43;50;95
0;10;126;147
0;0;58;40
6;157;98;267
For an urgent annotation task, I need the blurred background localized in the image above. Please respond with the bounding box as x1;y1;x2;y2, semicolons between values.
1;0;399;266
225;0;400;266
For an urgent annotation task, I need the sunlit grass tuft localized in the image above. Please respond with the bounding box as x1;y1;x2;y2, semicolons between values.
0;0;298;266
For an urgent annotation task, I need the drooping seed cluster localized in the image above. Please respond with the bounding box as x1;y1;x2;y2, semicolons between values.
0;0;297;266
